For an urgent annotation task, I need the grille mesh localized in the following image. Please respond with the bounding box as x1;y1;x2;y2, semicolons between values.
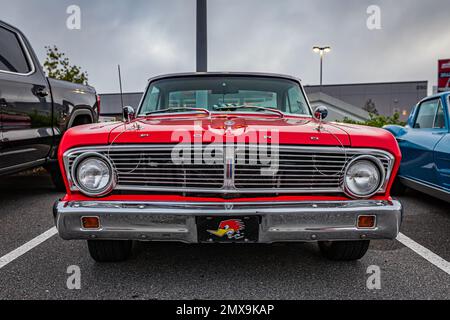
66;145;393;194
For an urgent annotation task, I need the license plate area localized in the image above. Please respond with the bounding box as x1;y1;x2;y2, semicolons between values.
197;216;260;243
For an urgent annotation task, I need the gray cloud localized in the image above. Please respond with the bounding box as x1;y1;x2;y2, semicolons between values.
1;0;449;93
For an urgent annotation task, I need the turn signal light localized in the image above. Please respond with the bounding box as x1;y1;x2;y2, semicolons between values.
81;216;100;229
357;215;376;229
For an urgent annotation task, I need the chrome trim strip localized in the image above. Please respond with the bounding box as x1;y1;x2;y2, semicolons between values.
224;145;235;190
114;186;343;194
0;148;37;156
0;159;46;175
58;199;398;211
63;144;395;155
146;72;303;83
399;176;450;202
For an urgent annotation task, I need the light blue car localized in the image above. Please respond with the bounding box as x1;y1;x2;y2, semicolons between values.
384;92;450;202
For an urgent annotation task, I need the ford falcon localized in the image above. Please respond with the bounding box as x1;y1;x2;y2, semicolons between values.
54;72;402;262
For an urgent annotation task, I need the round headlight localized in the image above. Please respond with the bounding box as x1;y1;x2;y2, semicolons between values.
343;156;385;198
72;154;115;197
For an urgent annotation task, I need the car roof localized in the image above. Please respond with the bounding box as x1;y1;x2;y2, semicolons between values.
148;72;302;83
421;91;450;102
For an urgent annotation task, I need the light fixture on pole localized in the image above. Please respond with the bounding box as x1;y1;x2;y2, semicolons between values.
313;46;331;89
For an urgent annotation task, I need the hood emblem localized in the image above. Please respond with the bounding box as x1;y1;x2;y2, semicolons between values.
224;120;235;127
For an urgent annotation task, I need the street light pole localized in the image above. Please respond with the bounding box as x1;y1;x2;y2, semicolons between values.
320;51;323;87
313;46;331;90
197;0;208;72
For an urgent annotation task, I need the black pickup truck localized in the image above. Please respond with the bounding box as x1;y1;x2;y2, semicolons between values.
0;20;99;189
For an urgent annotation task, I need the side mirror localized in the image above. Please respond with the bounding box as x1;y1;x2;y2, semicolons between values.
123;106;135;123
314;106;328;120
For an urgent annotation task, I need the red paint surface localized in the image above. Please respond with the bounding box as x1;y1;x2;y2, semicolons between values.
62;194;392;203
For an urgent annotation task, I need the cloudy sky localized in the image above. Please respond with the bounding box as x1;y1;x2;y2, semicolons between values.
1;0;449;94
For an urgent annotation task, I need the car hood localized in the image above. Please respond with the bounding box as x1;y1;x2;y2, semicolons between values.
60;114;400;156
107;115;352;146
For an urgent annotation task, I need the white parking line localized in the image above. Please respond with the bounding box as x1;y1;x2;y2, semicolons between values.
0;227;58;270
397;232;450;276
0;227;449;276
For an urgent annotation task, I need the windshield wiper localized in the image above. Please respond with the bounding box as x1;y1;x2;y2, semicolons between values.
213;104;285;118
145;107;211;116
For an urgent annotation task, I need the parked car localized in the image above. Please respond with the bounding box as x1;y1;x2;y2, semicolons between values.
384;92;450;202
54;72;402;262
0;20;99;189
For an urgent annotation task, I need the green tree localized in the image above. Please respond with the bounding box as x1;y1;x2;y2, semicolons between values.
43;46;88;85
341;112;406;128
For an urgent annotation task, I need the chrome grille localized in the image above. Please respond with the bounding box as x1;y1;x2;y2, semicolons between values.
64;145;394;194
234;147;391;191
67;146;224;190
110;148;224;189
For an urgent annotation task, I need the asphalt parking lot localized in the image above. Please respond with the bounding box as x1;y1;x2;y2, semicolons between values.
0;171;448;300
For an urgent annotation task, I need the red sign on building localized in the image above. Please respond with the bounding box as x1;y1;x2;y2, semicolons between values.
438;59;450;92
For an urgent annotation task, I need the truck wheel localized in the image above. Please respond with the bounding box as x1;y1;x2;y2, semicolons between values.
391;177;407;196
319;240;370;261
46;163;66;192
87;240;133;262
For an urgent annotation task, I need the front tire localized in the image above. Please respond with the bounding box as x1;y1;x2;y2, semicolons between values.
391;177;407;196
45;163;66;192
87;240;133;262
47;118;93;191
319;240;370;261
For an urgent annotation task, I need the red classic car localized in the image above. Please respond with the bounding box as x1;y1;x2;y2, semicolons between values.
54;72;402;262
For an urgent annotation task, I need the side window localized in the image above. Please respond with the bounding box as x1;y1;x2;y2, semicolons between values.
414;99;439;129
140;86;161;114
148;86;161;109
434;100;446;129
0;26;31;74
286;87;306;114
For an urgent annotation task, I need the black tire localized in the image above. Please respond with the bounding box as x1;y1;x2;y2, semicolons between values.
46;163;66;192
46;118;93;192
87;240;133;262
391;177;407;196
319;240;370;261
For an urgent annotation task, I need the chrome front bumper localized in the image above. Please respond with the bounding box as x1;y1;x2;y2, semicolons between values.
54;200;402;243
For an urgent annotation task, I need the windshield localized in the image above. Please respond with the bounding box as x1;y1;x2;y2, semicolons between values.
138;76;311;116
